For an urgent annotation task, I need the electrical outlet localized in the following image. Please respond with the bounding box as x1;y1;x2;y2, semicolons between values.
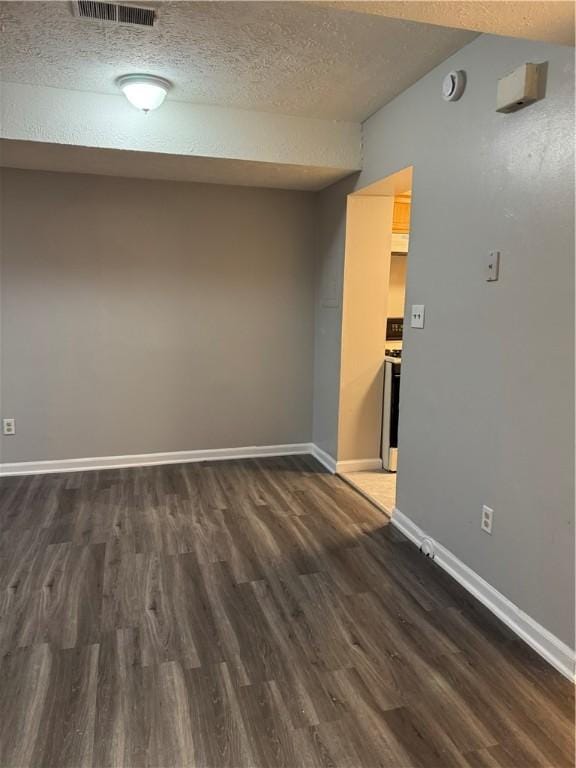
481;505;493;534
2;418;15;436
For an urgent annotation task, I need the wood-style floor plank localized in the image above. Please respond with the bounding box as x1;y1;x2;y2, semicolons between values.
0;456;573;767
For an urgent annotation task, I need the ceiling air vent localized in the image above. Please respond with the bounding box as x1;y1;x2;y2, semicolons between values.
72;1;156;27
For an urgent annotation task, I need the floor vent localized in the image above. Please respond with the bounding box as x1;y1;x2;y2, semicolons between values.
72;1;156;27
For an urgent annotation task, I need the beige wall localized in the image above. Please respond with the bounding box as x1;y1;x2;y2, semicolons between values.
0;169;316;462
338;195;393;461
314;35;574;647
387;253;407;319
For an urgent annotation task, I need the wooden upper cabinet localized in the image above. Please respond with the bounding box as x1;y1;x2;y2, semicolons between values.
393;196;411;234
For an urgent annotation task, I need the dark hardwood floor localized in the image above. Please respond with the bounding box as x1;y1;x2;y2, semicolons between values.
0;455;573;767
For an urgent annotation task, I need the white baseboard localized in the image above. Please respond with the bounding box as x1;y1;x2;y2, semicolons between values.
0;439;363;478
392;508;576;682
0;443;314;477
310;444;337;473
336;457;383;473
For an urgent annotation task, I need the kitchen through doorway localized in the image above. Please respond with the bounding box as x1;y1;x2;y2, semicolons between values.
338;170;412;516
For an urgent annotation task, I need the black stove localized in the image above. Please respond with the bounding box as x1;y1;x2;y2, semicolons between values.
385;349;402;359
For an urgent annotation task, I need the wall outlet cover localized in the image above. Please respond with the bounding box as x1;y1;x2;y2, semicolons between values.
481;505;494;534
2;418;16;436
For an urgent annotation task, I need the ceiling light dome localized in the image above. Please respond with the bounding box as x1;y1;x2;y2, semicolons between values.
116;74;172;112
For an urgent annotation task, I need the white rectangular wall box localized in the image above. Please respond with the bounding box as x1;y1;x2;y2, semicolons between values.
496;63;544;113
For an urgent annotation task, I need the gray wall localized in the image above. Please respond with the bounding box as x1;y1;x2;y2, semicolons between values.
313;35;575;646
0;169;316;462
312;175;357;457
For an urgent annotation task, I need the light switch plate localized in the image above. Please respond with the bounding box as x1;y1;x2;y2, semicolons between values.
410;304;425;329
486;251;500;282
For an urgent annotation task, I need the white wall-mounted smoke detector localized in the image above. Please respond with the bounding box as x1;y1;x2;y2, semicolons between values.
116;74;172;112
442;70;466;102
496;63;545;113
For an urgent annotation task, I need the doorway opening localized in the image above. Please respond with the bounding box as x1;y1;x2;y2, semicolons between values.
337;166;413;515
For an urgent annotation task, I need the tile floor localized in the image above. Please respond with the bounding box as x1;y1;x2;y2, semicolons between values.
340;470;396;514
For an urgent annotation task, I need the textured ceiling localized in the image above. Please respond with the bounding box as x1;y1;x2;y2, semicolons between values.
0;1;477;121
322;1;575;46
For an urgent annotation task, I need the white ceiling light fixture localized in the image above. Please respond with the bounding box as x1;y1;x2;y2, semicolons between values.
116;74;172;112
